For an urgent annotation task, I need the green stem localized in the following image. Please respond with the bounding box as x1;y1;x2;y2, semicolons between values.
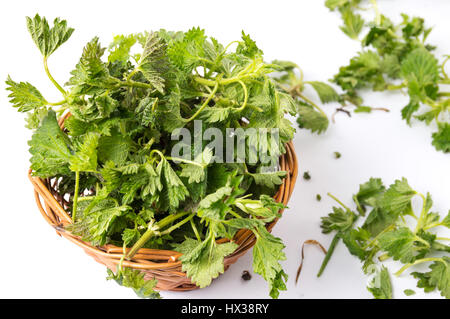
378;253;390;262
160;214;194;236
327;193;352;212
235;80;249;112
297;90;327;118
414;193;427;233
204;40;239;77
126;68;139;81
150;149;165;162
194;76;216;86
317;234;340;277
353;195;365;216
432;241;450;252
194;73;253;87
117;80;154;90
395;257;443;276
126;222;159;259
144;137;155;151
370;0;381;25
72;171;80;222
184;81;219;122
190;218;201;241
228;210;243;219
158;211;190;229
126;212;189;259
43;57;67;96
436;237;450;241
387;83;406;91
48;100;66;106
166;156;204;167
414;235;431;247
441;56;450;79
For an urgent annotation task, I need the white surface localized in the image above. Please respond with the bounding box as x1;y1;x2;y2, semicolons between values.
0;0;449;299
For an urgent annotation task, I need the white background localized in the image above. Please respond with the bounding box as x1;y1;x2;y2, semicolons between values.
0;0;449;299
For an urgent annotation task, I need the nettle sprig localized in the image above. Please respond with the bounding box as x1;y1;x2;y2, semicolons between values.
6;14;302;298
325;0;450;152
271;61;341;134
318;177;450;299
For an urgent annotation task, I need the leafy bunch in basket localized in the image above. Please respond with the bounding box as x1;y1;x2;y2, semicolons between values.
5;14;308;298
325;0;450;152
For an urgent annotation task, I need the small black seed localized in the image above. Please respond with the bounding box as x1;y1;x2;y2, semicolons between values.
316;194;322;201
242;270;252;281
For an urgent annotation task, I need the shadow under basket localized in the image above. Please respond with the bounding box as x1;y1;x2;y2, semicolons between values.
28;138;298;291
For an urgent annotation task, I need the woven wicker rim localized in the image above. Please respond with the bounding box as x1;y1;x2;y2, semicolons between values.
28;115;298;291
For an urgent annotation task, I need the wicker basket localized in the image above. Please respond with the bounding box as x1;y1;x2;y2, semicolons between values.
28;115;298;291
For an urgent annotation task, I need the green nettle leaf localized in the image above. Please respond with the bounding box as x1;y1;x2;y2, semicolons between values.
404;289;416;296
179;148;213;184
136;96;158;127
175;237;238;288
234;197;281;222
69;197;130;246
69;132;100;172
98;133;132;166
107;267;160;299
167;26;207;72
401;48;439;100
340;8;364;40
250;171;286;189
142;163;163;197
325;0;351;11
362;207;397;237
67;37;113;93
355;177;386;209
367;266;392;299
441;211;450;228
380;178;416;214
196;186;233;220
120;168;158;205
278;92;297;115
296;104;329;134
26;14;74;57
431;122;450;153
122;228;141;246
108;34;137;63
401;99;420;124
199;107;236;123
28;109;72;177
158;158;189;211
378;227;418;263
136;32;169;93
224;217;264;230
321;207;357;234
5;76;47;112
341;228;369;260
412;257;450;299
236;31;262;58
252;226;288;299
25;106;49;129
198;186;232;209
306;81;340;104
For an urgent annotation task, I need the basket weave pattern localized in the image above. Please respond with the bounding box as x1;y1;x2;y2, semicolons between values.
28;116;298;291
